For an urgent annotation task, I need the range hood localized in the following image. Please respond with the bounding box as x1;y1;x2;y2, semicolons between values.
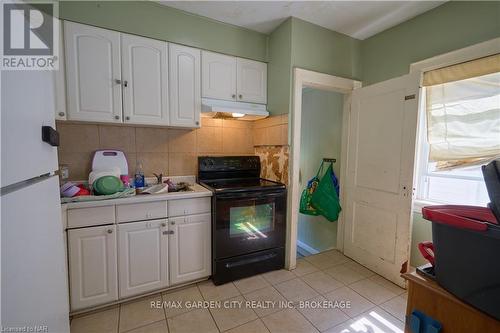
201;98;269;121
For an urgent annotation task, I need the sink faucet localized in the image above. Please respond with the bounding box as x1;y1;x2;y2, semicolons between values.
153;173;163;184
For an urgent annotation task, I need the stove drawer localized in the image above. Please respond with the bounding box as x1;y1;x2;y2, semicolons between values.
168;197;211;217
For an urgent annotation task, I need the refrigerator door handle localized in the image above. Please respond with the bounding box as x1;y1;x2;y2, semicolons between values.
41;126;60;147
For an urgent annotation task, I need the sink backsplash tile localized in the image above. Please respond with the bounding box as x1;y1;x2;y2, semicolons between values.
57;118;254;180
57;114;289;183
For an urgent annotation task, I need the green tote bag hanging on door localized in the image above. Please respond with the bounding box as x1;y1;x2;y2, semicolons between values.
299;162;325;216
311;163;342;222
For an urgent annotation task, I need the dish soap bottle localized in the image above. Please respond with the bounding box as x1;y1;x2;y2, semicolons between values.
134;161;145;188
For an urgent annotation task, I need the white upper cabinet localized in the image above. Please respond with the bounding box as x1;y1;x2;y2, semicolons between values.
64;22;122;123
202;51;237;101
121;34;169;126
169;44;201;128
236;58;267;104
169;214;211;285
54;19;67;121
201;51;267;104
68;225;118;311
118;220;169;298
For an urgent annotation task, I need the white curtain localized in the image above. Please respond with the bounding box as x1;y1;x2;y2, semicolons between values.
424;55;500;170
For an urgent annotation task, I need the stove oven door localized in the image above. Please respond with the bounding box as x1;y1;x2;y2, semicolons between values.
214;189;286;259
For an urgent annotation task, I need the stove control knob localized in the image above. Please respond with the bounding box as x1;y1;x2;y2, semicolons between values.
202;158;215;170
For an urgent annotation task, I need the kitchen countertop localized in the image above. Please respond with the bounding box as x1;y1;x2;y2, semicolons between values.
61;176;212;210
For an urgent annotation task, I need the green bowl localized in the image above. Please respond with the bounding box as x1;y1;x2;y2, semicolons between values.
93;176;123;195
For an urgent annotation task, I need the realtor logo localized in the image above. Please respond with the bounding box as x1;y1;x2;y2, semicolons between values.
1;2;59;70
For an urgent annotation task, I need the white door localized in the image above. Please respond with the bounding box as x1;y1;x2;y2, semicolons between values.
202;51;237;101
343;72;420;287
68;225;118;310
236;58;267;104
169;44;201;128
121;34;169;125
118;220;169;298
64;22;122;123
169;214;211;285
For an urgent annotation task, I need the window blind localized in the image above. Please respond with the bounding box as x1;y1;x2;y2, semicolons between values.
424;66;500;170
423;54;500;86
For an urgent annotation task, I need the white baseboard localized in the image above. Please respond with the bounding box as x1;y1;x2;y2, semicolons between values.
297;240;320;255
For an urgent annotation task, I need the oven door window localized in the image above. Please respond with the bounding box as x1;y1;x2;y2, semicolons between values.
214;190;286;259
230;203;275;239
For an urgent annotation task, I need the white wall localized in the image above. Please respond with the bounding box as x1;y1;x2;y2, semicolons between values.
298;88;344;253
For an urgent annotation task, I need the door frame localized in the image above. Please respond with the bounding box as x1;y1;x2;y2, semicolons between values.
286;68;361;269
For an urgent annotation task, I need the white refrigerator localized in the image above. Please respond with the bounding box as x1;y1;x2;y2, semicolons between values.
1;68;70;332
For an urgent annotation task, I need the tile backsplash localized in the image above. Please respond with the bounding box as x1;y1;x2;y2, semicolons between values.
253;114;289;185
58;114;289;182
57;118;254;180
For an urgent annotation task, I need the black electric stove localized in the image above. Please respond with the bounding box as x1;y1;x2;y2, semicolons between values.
198;156;287;285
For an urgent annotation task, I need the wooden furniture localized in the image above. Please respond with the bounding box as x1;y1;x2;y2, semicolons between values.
403;271;500;333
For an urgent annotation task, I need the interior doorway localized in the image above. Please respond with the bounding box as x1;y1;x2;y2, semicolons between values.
296;87;344;258
286;68;361;270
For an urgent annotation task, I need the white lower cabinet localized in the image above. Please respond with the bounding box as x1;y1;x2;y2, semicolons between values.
67;198;211;311
118;219;169;298
169;213;211;285
68;225;118;311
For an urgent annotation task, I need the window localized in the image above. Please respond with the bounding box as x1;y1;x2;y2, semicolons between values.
415;69;499;207
416;107;490;206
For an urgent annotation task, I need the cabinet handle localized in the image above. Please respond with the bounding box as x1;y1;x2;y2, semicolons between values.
58;112;65;117
239;94;243;99
163;230;174;235
114;79;121;85
195;121;199;126
107;229;113;234
232;94;236;99
170;221;175;225
161;222;166;227
123;80;128;88
114;115;120;120
125;116;130;121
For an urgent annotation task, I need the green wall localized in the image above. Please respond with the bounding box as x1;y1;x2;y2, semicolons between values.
267;18;293;116
361;1;500;85
411;213;433;267
59;1;268;62
267;18;362;115
298;88;344;252
291;18;362;80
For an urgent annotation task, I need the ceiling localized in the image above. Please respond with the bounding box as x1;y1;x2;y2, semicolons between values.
159;1;445;40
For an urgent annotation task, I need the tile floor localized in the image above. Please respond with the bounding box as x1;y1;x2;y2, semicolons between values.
70;250;408;333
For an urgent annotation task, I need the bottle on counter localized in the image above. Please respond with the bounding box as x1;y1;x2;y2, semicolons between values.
134;161;145;188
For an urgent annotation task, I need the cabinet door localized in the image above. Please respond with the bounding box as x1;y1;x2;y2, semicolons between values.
236;58;267;104
68;225;118;311
122;34;169;126
169;214;211;285
202;51;236;101
169;44;201;128
118;220;168;298
54;19;66;121
64;22;122;123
